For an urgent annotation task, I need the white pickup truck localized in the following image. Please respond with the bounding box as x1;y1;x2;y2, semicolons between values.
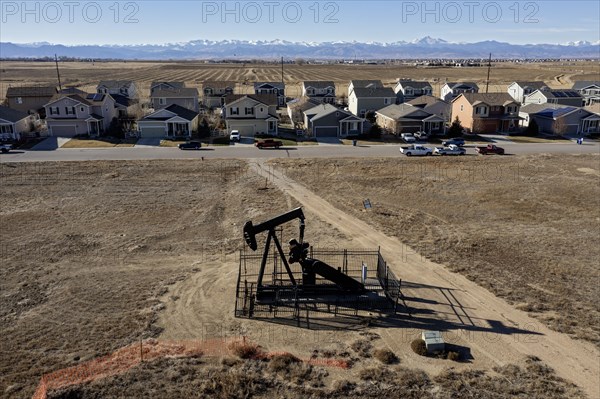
399;144;433;156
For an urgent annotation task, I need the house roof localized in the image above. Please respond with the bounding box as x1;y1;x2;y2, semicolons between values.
396;80;432;89
352;87;396;98
543;90;583;99
457;92;516;106
0;105;30;122
407;95;447;108
112;94;138;108
59;87;87;96
303;81;335;89
141;104;198;121
350;80;383;89
202;81;236;90
445;82;479;90
97;80;134;89
151;88;199;98
85;93;109;104
47;93;92;106
254;82;285;90
6;86;57;98
583;104;600;115
224;94;278;106
151;81;185;90
376;104;422;119
304;103;351;121
287;97;321;112
512;81;548;89
520;103;583;118
572;81;600;90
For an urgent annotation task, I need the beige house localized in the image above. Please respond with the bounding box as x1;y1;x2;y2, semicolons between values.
451;93;520;134
203;81;235;108
376;104;444;135
223;95;279;137
6;86;57;114
302;81;336;104
45;93;117;137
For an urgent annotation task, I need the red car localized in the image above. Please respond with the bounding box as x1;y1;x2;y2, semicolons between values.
255;139;283;149
476;144;505;155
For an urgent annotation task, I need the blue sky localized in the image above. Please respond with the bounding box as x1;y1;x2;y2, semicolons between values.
1;1;598;45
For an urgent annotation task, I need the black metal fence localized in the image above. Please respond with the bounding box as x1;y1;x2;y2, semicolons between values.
234;247;406;324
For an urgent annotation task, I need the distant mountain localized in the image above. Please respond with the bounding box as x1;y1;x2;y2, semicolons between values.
1;38;599;60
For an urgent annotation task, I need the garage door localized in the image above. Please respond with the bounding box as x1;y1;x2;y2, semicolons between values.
233;125;255;137
315;126;339;137
139;126;165;138
51;125;78;137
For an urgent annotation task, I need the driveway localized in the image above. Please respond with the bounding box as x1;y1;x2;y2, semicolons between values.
135;138;162;148
315;137;342;145
31;137;71;151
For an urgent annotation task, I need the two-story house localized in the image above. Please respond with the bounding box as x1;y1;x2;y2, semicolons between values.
302;81;336;104
202;81;236;108
348;87;396;117
440;82;479;102
523;90;583;107
6;86;57;115
97;80;137;99
407;95;451;133
150;82;199;112
571;81;600;106
286;97;321;129
0;105;35;141
348;80;383;96
303;103;364;138
137;104;199;139
451;93;520;133
44;93;117;137
394;80;433;102
223;94;279;137
507;81;549;103
376;103;445;136
254;82;285;106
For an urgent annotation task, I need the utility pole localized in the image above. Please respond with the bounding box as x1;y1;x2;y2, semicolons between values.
281;56;284;85
485;53;492;93
55;54;62;91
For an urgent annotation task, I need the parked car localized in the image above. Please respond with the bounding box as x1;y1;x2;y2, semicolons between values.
0;144;12;153
442;138;465;147
255;139;283;149
401;133;416;143
230;130;241;142
399;144;433;156
434;144;466;156
178;141;202;150
476;144;505;155
414;131;430;141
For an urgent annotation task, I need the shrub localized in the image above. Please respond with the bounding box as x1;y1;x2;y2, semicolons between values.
411;339;427;356
446;351;460;361
268;353;300;372
350;339;372;358
373;348;399;364
228;341;260;359
447;117;464;137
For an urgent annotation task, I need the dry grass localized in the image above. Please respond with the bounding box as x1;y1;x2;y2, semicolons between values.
60;139;137;148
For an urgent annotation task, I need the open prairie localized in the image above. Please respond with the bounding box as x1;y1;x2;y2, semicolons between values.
1;155;598;398
1;60;599;101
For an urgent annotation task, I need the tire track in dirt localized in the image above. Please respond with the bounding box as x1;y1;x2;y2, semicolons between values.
251;159;600;398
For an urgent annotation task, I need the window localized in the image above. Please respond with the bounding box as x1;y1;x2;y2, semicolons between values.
159;98;166;105
65;106;75;115
384;98;389;105
476;106;487;115
405;88;413;96
204;88;213;96
49;106;59;115
230;107;239;115
260;107;264;113
244;107;254;115
460;105;464;111
81;107;84;112
16;97;23;104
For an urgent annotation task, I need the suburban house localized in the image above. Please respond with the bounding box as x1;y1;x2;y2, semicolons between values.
519;103;597;135
302;81;336;104
44;93;117;137
137;104;199;139
348;80;383;96
523;89;583;107
582;104;600;133
376;103;445;135
5;86;57;114
150;82;199;112
407;95;451;129
348;86;396;117
571;81;600;106
253;82;285;106
223;94;279;136
287;97;321;128
507;81;549;103
0;105;35;141
440;82;479;102
394;80;433;102
202;81;235;108
451;92;521;134
303;103;364;137
96;80;137;99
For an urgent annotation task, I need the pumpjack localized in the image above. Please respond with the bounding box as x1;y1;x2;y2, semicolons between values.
243;207;365;301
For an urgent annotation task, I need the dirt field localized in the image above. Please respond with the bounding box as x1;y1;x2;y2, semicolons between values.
1;60;599;101
1;156;598;398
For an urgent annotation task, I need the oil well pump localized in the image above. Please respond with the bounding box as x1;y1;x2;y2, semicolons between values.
236;207;406;324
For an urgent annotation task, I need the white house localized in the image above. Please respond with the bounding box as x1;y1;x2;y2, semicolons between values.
302;81;336;104
440;82;479;102
394;80;433;102
507;81;549;103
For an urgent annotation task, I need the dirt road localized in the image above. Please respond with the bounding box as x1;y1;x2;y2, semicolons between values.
251;159;600;398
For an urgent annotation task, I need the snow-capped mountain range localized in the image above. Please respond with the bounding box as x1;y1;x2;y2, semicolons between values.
1;37;599;60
